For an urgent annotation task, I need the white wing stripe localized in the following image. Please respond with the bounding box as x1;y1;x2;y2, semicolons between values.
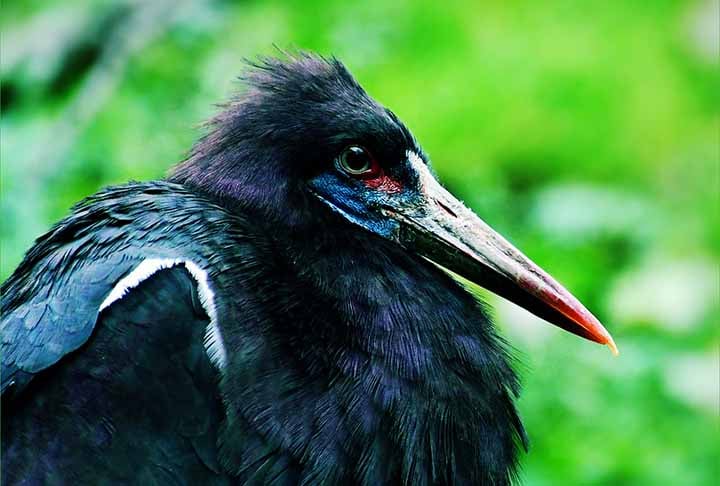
98;258;228;370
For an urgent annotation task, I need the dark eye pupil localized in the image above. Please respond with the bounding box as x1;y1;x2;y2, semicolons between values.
340;146;371;174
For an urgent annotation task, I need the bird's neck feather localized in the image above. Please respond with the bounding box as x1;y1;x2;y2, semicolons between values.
215;218;526;484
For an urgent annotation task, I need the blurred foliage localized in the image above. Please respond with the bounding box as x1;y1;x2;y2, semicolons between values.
1;0;718;484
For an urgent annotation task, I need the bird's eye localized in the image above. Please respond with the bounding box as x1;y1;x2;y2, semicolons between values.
337;146;380;178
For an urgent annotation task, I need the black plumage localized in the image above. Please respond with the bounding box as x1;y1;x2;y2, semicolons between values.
2;53;615;485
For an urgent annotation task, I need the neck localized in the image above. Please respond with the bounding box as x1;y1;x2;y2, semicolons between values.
215;217;526;484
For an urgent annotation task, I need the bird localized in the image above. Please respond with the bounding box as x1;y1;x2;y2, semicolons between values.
1;52;617;485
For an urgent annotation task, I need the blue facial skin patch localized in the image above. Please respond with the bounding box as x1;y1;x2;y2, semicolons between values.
307;171;417;241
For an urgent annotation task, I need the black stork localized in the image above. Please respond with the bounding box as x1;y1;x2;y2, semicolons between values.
1;53;616;485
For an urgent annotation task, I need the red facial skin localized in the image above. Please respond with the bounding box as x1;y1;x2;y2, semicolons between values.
352;154;404;194
364;174;404;194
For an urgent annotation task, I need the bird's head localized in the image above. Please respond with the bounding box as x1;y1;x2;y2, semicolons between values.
171;52;617;353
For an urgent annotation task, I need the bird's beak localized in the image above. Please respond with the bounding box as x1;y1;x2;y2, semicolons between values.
384;155;618;354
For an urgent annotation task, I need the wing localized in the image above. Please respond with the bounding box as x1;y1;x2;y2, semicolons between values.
1;182;236;397
2;265;230;484
1;254;225;397
0;182;275;482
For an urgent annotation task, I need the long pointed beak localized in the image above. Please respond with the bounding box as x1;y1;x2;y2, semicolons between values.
386;154;618;355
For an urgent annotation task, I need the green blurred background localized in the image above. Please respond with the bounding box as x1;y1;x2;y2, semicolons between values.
2;0;718;483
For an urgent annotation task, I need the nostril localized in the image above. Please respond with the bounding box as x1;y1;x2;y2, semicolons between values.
435;198;458;218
